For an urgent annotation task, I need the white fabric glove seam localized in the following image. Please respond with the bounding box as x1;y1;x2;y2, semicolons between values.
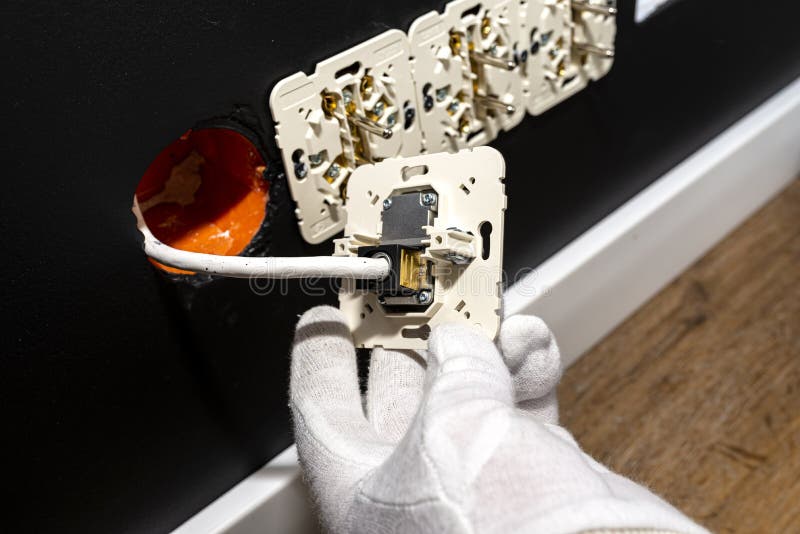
353;487;443;510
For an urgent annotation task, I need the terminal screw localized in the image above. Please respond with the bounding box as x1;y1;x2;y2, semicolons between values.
418;291;432;304
294;161;308;179
382;198;392;210
373;101;385;118
308;151;323;166
327;163;341;179
421;192;437;206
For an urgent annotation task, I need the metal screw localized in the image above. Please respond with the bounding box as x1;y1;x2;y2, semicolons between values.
372;101;385;118
342;88;353;105
421;192;437;206
448;100;459;114
382;198;392;210
489;43;499;57
386;112;397;127
423;94;434;111
308;151;323;166
515;49;528;64
436;87;448;102
404;106;416;128
294;161;308;179
327;163;340;179
417;291;431;304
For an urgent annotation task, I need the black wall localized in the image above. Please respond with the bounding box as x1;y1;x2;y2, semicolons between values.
3;0;799;532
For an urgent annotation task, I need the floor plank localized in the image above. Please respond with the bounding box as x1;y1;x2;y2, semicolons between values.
558;179;800;533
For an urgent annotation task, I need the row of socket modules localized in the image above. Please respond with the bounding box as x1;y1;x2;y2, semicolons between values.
269;0;617;244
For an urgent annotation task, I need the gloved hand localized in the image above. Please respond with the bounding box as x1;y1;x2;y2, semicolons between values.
290;306;706;534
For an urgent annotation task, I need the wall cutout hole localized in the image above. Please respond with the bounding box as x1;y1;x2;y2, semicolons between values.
134;127;269;275
479;221;492;260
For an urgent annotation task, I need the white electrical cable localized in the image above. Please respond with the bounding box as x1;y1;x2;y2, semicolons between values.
132;199;390;280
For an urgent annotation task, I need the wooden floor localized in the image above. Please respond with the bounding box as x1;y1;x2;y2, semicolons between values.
558;179;800;533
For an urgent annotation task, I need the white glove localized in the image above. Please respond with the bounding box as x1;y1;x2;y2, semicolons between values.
290;306;707;534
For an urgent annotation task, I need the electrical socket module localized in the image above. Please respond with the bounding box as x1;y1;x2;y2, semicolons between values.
409;0;525;151
269;0;616;244
270;30;423;244
524;0;616;115
334;147;506;349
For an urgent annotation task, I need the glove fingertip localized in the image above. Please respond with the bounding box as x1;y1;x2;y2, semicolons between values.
429;323;497;363
296;305;347;329
498;314;554;370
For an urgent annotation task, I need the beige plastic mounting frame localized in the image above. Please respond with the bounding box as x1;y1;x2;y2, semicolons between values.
269;30;423;244
524;0;616;115
334;147;506;349
409;0;525;152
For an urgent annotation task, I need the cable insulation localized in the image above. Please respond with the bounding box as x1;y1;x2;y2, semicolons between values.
132;200;389;279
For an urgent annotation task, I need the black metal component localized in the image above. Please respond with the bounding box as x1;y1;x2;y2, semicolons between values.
356;244;432;312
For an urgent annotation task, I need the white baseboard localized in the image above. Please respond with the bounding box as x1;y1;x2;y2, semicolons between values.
503;76;800;366
173;76;800;534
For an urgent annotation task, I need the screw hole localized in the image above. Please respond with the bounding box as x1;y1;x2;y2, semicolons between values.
479;221;492;260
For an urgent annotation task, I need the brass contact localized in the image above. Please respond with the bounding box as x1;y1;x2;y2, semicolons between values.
480;17;492;38
399;249;425;291
459;117;471;135
360;75;374;98
449;32;462;55
557;59;567;77
321;92;338;116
